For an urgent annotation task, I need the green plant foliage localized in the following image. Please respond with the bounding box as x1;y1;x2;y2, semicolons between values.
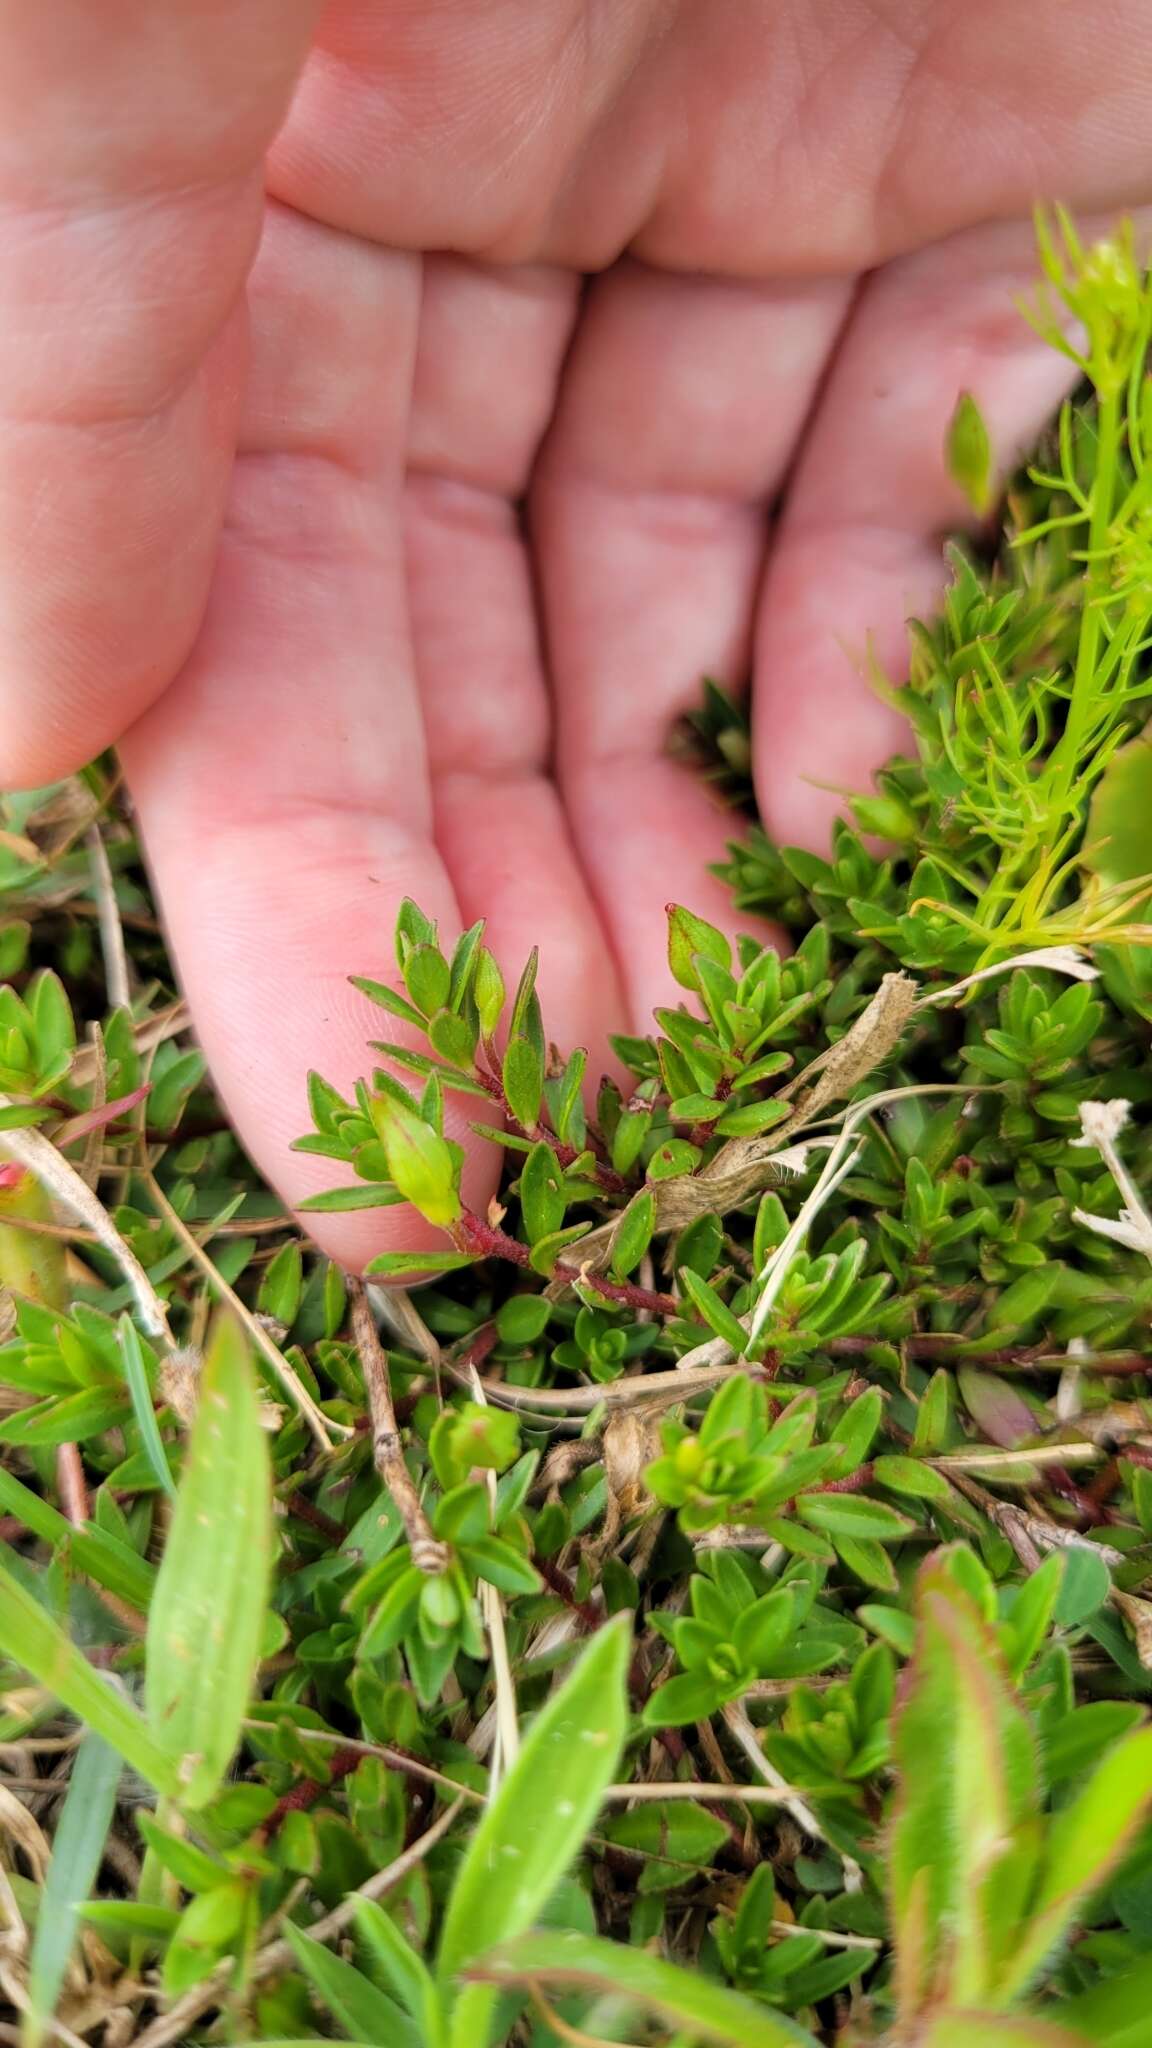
3;215;1152;2048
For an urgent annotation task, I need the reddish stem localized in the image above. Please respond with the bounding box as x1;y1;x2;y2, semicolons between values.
457;1211;678;1315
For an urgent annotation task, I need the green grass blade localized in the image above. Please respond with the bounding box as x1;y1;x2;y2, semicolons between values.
117;1313;175;1498
23;1732;121;2048
283;1923;423;2048
436;1617;631;1984
466;1930;821;2047
144;1312;272;1808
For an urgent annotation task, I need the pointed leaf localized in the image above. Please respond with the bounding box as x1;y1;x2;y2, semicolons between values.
436;1618;631;1982
996;1726;1152;2001
24;1734;121;2048
889;1547;1040;2016
467;1930;820;2046
284;1923;422;2048
145;1313;272;1807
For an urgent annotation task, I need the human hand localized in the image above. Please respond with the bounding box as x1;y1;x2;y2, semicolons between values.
4;1;1150;1264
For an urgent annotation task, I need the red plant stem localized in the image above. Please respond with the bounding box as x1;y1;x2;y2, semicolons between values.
285;1491;345;1543
473;1067;628;1195
828;1335;1152;1374
259;1744;365;1838
457;1211;677;1315
536;1556;602;1633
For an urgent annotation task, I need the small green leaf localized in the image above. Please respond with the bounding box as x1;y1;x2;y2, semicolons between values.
437;1618;631;1982
678;1267;747;1354
366;1251;478;1278
503;1032;544;1133
796;1494;914;1542
369;1093;462;1228
872;1454;953;1503
945;390;995;515
667;905;733;995
403;943;452;1019
145;1313;272;1808
610;1191;655;1280
297;1182;404;1213
466;1930;820;2046
257;1241;303;1328
354;1899;447;2048
920;2016;1091;2048
1053;1545;1111;1627
473;949;506;1039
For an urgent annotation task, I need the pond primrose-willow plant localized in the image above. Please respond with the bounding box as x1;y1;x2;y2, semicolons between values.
5;212;1152;2048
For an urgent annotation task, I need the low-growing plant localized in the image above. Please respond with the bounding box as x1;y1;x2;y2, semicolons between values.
3;211;1152;2047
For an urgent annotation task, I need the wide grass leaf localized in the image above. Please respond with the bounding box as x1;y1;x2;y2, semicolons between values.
436;1617;630;1983
24;1732;121;2048
145;1312;272;1808
466;1930;820;2046
889;1547;1040;2017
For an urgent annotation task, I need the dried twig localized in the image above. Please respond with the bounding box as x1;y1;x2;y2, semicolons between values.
722;1703;863;1889
349;1278;447;1572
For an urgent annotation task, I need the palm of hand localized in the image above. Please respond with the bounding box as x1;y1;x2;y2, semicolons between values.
4;0;1149;1259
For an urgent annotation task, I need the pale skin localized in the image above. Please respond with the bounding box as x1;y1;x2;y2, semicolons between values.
3;2;1151;1264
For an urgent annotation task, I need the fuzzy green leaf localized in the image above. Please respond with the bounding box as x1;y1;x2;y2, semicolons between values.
921;2017;1090;2048
889;1547;1040;2017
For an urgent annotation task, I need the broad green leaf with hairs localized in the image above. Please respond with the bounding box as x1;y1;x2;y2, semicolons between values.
283;1923;422;2048
145;1312;272;1808
889;1547;1040;2019
994;1726;1152;2002
436;1617;631;1984
0;1545;179;1793
464;1930;820;2046
24;1732;121;2048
